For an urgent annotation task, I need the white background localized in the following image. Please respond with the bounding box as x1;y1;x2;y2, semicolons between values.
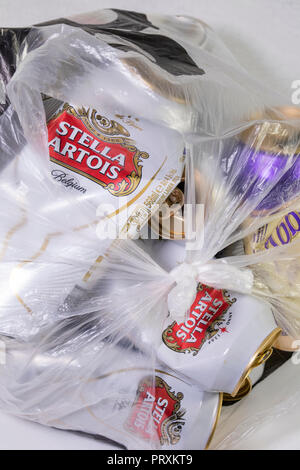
0;0;300;450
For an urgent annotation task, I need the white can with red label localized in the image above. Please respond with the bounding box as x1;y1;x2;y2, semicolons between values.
0;336;221;450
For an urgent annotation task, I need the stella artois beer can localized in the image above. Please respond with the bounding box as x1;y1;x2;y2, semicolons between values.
148;184;185;240
242;107;300;350
152;238;280;395
223;376;252;404
141;239;186;272
0;336;222;450
158;280;280;395
0;98;185;339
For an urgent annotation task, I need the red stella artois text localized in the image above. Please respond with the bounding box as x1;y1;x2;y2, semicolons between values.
47;104;149;197
126;375;185;446
163;284;236;355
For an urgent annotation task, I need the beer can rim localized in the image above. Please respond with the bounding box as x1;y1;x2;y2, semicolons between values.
121;57;188;105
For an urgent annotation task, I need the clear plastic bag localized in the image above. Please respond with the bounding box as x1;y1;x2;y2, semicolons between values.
1;8;300;450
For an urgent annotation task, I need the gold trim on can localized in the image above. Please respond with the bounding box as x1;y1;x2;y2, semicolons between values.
205;392;223;450
231;327;282;397
223;376;252;403
148;184;185;239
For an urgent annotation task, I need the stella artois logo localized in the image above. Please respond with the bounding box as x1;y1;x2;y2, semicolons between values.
251;210;300;252
47;103;149;196
162;283;236;355
126;375;185;446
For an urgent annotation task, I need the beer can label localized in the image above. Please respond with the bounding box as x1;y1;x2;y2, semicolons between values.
47;102;184;229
